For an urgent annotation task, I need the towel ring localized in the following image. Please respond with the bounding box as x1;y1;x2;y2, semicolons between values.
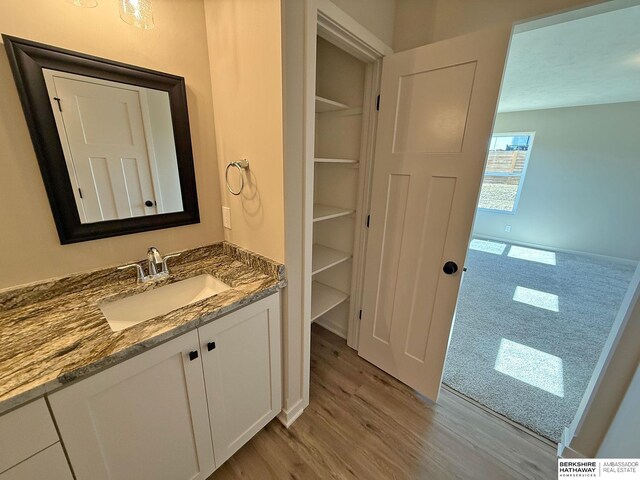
225;159;249;195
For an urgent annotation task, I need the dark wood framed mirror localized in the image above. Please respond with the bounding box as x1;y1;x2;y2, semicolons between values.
2;35;200;244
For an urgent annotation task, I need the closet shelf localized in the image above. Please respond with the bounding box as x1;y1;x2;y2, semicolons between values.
311;282;349;322
312;244;351;275
314;158;359;165
315;95;349;113
315;106;363;118
313;204;354;222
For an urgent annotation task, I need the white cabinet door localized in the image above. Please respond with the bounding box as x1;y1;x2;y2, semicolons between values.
0;444;72;480
198;294;282;466
0;398;59;473
48;330;215;480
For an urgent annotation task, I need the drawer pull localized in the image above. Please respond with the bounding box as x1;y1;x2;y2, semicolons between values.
188;350;199;361
207;342;216;351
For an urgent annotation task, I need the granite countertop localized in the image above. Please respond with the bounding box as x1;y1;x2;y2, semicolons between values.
0;242;286;415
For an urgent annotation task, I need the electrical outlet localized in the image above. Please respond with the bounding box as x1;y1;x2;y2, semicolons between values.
504;225;512;233
222;206;231;229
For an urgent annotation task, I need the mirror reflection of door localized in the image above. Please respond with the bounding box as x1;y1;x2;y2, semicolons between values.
43;69;183;224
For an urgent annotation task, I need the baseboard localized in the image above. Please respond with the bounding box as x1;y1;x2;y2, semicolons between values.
315;317;348;339
557;427;586;458
277;398;306;428
474;234;638;266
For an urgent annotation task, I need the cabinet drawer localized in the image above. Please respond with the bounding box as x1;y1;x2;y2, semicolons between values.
0;398;59;473
0;443;72;480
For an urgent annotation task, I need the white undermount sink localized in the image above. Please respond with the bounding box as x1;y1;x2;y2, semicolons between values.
100;274;231;332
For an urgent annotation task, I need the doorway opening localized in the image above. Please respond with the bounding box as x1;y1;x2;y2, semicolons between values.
443;2;640;443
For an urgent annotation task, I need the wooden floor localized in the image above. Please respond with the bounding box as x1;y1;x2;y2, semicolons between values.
210;325;557;479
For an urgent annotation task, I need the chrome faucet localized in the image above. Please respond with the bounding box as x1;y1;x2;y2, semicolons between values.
147;247;163;276
118;247;181;283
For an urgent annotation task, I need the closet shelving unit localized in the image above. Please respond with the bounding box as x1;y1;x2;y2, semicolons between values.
312;244;351;275
311;282;349;322
315;95;349;112
314;158;359;165
312;204;354;222
309;36;367;338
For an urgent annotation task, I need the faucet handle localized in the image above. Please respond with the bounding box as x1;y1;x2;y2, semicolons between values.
118;263;146;283
147;246;163;263
147;246;163;276
161;253;181;274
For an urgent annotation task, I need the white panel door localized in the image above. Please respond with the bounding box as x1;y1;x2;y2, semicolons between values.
44;70;158;223
198;294;282;467
358;27;511;401
48;330;215;480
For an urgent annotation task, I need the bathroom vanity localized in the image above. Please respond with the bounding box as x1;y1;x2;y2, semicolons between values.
0;243;285;480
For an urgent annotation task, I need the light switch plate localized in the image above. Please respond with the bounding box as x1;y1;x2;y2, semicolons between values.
222;206;231;229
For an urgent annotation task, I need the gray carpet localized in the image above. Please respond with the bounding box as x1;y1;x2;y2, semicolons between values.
443;239;636;442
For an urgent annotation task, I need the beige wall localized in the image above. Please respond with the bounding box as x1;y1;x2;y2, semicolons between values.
0;0;224;289
204;0;285;263
393;0;595;51
474;102;640;261
331;0;396;47
392;0;437;51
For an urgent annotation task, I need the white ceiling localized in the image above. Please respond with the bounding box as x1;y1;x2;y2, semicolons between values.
498;4;640;113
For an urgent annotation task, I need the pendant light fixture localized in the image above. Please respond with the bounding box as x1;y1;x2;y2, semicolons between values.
119;0;155;29
63;0;155;29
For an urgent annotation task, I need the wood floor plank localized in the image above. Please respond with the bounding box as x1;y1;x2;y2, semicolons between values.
354;381;524;479
210;325;557;480
436;389;557;479
249;421;322;480
216;440;279;479
308;380;457;479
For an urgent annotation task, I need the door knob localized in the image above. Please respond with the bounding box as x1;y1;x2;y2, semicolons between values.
145;200;154;207
443;261;459;275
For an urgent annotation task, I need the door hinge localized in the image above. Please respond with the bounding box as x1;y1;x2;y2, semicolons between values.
78;188;83;199
53;97;62;112
376;94;380;111
366;215;370;228
359;310;362;320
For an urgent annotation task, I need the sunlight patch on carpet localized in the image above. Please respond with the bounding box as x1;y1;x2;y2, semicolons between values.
513;286;559;312
469;239;507;255
508;245;557;265
494;338;564;397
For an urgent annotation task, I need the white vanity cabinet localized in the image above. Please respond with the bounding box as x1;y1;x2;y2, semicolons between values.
198;293;282;466
0;398;72;480
48;329;215;480
48;292;282;479
0;444;72;480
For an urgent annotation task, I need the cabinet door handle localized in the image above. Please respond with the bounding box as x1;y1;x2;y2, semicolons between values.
188;350;199;361
207;341;216;351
